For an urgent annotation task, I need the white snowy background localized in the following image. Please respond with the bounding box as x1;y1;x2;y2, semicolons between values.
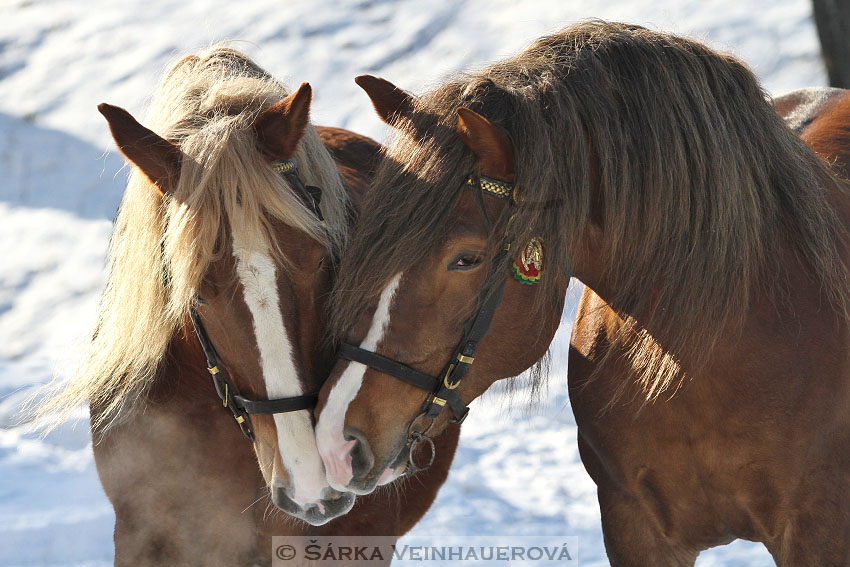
0;0;825;565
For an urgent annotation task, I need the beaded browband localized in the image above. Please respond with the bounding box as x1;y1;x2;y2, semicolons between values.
273;160;299;175
466;175;522;204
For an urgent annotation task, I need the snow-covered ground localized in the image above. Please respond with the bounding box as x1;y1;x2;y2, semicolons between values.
0;1;825;565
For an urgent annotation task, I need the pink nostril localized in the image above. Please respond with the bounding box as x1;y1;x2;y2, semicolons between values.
324;439;356;487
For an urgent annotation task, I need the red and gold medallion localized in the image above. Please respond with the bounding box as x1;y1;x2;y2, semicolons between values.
512;236;544;284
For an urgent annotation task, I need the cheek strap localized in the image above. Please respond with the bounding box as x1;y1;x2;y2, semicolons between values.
335;173;519;425
189;304;319;441
337;244;510;425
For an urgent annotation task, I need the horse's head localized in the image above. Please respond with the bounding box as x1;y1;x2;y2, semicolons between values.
316;77;566;495
98;81;353;525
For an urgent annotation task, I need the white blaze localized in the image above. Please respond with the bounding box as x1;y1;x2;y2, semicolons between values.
316;273;402;488
232;236;328;507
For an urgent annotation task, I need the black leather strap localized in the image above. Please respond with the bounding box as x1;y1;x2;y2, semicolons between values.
233;393;319;415
337;273;506;424
190;307;257;440
284;169;324;223
275;158;325;223
422;272;507;421
189;305;319;441
339;342;469;422
336;175;517;424
339;343;438;392
173;160;326;443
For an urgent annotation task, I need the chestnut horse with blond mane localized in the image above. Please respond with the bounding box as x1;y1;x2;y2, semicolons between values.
39;47;457;565
315;22;850;565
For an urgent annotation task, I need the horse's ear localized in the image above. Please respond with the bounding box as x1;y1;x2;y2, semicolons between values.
253;82;313;161
98;103;181;195
355;75;414;125
456;106;515;181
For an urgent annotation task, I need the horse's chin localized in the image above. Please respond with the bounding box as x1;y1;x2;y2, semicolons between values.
377;466;401;485
269;486;356;526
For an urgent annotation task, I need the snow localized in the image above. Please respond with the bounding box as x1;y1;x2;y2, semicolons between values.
0;0;824;564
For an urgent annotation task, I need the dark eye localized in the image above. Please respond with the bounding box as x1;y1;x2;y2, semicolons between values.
448;253;483;271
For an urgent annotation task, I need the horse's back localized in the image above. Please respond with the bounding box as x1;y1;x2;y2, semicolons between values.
775;87;850;178
773;87;846;133
316;126;380;209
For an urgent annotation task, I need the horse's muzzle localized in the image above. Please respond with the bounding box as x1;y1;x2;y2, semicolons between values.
270;486;355;526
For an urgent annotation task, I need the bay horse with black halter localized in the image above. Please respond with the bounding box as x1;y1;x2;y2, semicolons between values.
316;21;850;565
37;47;458;565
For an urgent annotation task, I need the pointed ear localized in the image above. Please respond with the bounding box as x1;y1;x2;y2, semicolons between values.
253;82;312;161
456;107;515;181
98;103;182;195
355;75;414;125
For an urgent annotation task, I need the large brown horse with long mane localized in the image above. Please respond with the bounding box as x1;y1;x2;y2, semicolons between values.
315;22;850;565
38;47;457;565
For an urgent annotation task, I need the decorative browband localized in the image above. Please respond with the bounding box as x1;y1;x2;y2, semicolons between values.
273;158;298;174
466;175;521;203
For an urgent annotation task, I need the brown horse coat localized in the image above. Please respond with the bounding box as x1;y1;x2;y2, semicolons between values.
570;88;850;565
41;46;460;566
315;22;850;566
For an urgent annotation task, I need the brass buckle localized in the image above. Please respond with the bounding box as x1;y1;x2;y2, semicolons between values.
443;352;474;389
443;364;461;389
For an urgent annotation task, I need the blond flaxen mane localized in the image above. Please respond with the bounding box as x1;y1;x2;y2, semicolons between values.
39;46;349;430
331;21;850;398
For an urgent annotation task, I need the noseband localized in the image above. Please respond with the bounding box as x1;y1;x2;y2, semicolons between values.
339;174;520;447
189;158;326;441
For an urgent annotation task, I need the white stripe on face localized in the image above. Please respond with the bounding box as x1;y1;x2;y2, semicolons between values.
316;273;402;489
232;236;329;507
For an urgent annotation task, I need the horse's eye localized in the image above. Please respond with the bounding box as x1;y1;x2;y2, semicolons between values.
448;253;483;271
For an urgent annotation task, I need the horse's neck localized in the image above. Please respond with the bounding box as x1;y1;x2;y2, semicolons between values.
92;328;314;564
570;224;847;399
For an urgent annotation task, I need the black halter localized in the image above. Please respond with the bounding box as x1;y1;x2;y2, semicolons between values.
189;158;326;441
339;174;520;427
274;158;325;223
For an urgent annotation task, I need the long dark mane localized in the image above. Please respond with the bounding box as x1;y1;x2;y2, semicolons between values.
332;21;850;395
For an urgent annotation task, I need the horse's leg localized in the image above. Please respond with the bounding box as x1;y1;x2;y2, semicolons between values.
771;517;850;566
575;432;697;567
765;473;850;567
598;488;699;567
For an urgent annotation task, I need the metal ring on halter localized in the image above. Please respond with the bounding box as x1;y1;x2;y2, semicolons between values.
403;409;437;474
407;431;436;473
